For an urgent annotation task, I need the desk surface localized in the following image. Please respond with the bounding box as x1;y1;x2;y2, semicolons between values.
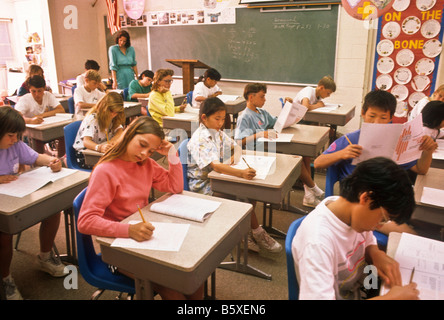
272;124;330;158
209;151;302;204
413;168;444;226
25;115;82;143
304;104;356;127
96;191;252;297
0;170;90;234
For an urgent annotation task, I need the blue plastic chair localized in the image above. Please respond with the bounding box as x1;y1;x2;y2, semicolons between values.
123;87;129;101
324;164;388;247
68;97;75;114
177;138;190;191
186;91;193;104
73;188;136;299
285;216;306;300
64;121;91;172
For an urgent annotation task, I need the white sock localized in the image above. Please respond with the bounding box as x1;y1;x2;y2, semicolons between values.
311;184;324;197
252;226;263;235
39;251;51;260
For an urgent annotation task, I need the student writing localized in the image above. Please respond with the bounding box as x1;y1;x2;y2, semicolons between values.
73;92;125;169
148;69;186;126
192;68;222;109
235;83;324;208
0;106;64;300
187;97;281;253
292;157;419;300
77;116;204;300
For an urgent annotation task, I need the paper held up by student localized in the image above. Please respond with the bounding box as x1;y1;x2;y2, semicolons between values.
149;194;222;222
352;115;424;165
273;101;308;133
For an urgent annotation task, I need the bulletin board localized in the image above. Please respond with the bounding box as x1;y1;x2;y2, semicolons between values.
372;0;444;123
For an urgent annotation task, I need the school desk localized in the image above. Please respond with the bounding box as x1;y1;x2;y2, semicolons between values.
96;191;253;300
209;151;302;242
270;124;330;158
162;107;199;138
0;169;90;263
412;168;444;228
304;104;356;143
431;153;444;169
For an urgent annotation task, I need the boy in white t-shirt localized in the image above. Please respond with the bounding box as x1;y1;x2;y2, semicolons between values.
292;157;419;300
76;59;107;91
74;70;106;116
192;68;222;109
15;75;65;124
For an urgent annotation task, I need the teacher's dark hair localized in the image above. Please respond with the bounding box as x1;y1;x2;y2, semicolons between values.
340;157;415;224
115;30;131;48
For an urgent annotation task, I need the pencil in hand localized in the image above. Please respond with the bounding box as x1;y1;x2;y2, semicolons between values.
137;204;146;223
242;157;252;169
344;134;352;145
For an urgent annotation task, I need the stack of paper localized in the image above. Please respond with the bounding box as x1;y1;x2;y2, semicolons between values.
111;221;190;251
218;94;240;103
0;167;77;197
149;194;222;222
26;113;73;127
420;187;444;207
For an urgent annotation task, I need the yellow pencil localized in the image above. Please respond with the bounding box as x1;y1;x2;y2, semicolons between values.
137;204;146;223
105;129;110;143
344;134;352;145
409;267;415;283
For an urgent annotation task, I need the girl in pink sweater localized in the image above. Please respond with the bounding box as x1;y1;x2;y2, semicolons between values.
78;116;203;299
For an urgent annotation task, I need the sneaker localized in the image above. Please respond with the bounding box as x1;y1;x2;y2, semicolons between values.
2;276;23;300
303;193;321;208
241;232;260;253
253;229;282;253
38;251;66;277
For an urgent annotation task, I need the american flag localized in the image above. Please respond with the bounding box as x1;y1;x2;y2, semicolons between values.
106;0;120;35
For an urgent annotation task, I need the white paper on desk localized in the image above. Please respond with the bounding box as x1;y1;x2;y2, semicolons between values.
0;167;76;197
26;114;73;127
229;154;276;180
172;112;198;120
352;115;424;165
380;233;444;300
150;194;221;222
314;103;341;113
111;221;190;251
433;140;444;160
257;133;294;143
273;101;308;133
218;94;240;103
420;187;444;207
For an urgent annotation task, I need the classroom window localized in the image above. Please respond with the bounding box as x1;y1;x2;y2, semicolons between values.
0;20;14;67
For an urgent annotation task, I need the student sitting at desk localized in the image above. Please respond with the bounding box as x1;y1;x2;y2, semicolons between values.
292;157;419;300
78;116;204;300
192;68;222;109
127;70;154;116
76;59;107;92
408;84;444;121
73;70;105;116
420;100;444;140
285;75;336;111
17;64;52;97
235;83;324;208
148;69;186;126
187;97;281;253
0;106;63;300
73;92;125;169
314;89;437;235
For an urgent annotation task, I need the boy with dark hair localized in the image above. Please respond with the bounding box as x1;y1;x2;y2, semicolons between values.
192;68;222;109
76;59;107;91
292;157;419;300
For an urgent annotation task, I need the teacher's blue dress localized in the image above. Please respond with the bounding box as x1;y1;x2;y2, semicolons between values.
108;45;137;89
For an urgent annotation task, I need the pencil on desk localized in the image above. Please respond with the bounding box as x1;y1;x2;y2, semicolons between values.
344;134;352;145
137;204;146;223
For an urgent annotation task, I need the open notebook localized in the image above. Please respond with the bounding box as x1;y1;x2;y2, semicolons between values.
26;113;73;127
149;194;222;222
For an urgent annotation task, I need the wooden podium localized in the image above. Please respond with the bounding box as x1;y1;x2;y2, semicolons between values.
166;59;211;94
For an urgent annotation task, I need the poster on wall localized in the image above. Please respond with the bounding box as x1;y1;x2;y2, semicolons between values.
372;0;444;123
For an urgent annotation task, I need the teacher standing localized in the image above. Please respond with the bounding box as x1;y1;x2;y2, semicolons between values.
108;30;138;90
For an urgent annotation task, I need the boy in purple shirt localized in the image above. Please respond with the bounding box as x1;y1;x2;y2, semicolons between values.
0;106;63;300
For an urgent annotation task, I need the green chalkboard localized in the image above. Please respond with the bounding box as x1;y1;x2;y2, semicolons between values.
149;6;338;85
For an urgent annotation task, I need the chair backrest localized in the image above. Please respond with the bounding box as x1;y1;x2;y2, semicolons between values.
186;91;193;104
285;215;306;300
68;97;75;114
325;164;340;198
123;87;129;101
64;121;90;172
73;188;135;294
71;84;77;96
177;138;190;191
